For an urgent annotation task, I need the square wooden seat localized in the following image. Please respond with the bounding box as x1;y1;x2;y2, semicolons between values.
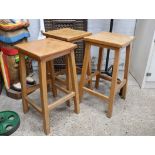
43;28;92;42
15;38;77;60
43;28;91;73
15;38;80;135
84;31;134;48
79;32;134;118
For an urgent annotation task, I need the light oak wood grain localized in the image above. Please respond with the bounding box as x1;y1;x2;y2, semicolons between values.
84;32;134;48
69;51;80;114
80;32;134;118
79;43;91;100
18;38;80;135
120;44;131;99
107;48;120;118
44;28;92;93
39;60;50;135
95;47;104;89
43;28;92;42
15;38;77;61
19;53;29;113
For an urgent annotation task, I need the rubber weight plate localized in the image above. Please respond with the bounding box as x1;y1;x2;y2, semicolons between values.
0;111;20;136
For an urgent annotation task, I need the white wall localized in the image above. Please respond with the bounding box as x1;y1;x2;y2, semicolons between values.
27;19;40;70
28;19;40;41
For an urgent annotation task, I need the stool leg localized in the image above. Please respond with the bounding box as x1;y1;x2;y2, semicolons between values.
87;56;93;89
79;43;91;100
39;61;50;135
120;44;131;99
19;53;29;113
107;49;120;118
68;51;80;114
95;47;104;89
47;60;57;97
66;55;71;107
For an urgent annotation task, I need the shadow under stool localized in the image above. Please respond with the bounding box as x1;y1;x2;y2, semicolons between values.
79;32;134;118
15;38;80;135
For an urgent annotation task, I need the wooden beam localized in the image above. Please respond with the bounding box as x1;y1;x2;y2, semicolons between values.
55;66;81;76
48;92;75;111
55;84;70;94
25;97;42;114
83;87;109;102
95;47;104;89
26;84;40;94
19;53;29;113
99;74;121;84
116;79;126;92
55;77;66;85
55;69;66;76
85;71;99;83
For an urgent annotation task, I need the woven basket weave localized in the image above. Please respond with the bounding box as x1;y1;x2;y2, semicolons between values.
44;19;87;71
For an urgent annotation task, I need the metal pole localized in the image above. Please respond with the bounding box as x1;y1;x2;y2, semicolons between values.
105;19;114;72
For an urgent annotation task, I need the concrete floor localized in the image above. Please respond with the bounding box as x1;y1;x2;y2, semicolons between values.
0;72;155;136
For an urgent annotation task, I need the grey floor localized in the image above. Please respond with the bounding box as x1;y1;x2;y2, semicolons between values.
0;72;155;136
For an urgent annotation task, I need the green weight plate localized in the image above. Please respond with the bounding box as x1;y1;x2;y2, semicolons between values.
0;111;20;136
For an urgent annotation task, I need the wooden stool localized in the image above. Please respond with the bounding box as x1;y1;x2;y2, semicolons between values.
43;28;91;73
79;32;134;118
15;38;80;135
43;28;92;104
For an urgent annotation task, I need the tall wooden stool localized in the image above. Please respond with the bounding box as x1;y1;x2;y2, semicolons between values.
43;28;92;104
43;28;91;73
79;32;134;118
15;38;80;135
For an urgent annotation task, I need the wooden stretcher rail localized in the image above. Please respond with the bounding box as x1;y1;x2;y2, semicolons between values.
26;84;40;94
116;79;126;92
48;92;75;111
55;66;82;76
85;71;99;83
55;69;66;76
25;97;42;114
55;76;66;85
83;87;109;102
99;74;121;84
55;84;70;94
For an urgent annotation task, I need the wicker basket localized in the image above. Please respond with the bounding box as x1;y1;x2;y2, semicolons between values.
44;19;87;72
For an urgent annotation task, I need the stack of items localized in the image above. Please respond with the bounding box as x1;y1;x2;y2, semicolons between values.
0;19;35;99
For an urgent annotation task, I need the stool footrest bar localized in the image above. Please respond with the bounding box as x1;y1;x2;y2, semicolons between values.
99;74;121;84
83;87;109;102
55;84;71;94
85;71;99;83
26;84;40;94
55;69;66;76
55;77;66;85
116;79;126;92
25;97;42;114
48;92;75;111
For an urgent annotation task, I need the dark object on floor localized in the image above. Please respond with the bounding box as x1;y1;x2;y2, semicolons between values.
0;111;20;136
6;89;22;99
6;83;37;99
